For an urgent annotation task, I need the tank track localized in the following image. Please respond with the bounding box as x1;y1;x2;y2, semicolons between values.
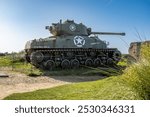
25;48;121;70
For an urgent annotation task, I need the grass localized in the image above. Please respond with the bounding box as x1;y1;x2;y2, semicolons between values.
3;45;150;100
121;44;150;99
122;61;150;99
4;76;141;100
0;56;12;66
0;56;42;76
117;57;128;67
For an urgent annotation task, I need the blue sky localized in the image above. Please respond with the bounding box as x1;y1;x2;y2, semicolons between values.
0;0;150;53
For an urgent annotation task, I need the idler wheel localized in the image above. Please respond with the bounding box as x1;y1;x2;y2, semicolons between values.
94;58;102;67
71;59;80;68
30;51;44;65
85;59;93;66
107;58;114;65
44;60;55;70
61;59;70;69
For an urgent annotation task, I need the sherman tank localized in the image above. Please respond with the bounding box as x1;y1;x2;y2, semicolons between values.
25;19;125;70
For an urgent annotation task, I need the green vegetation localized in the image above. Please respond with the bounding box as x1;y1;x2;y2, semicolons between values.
3;45;150;99
0;55;42;76
0;56;12;66
4;76;141;100
117;56;128;67
121;44;150;99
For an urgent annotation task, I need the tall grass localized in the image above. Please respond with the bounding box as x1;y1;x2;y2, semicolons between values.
121;44;150;99
140;43;150;61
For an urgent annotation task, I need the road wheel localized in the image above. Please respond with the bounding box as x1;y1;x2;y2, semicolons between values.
94;58;102;67
107;58;114;66
85;59;93;66
61;59;70;69
44;60;55;70
71;59;80;68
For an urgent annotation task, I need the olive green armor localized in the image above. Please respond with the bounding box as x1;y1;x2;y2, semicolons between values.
25;20;125;70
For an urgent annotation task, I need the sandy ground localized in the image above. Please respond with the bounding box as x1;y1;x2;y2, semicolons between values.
0;70;101;99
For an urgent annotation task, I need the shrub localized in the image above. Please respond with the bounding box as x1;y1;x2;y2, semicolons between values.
140;42;150;61
122;44;150;99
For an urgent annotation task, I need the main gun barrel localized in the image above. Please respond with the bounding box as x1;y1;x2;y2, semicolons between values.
91;32;125;36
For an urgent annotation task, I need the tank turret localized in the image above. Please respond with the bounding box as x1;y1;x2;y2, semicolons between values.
45;19;89;36
25;19;125;70
45;19;125;37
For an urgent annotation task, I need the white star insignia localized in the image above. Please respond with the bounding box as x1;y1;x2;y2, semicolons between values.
74;36;85;47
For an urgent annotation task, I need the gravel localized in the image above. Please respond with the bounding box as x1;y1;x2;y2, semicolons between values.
0;70;102;99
